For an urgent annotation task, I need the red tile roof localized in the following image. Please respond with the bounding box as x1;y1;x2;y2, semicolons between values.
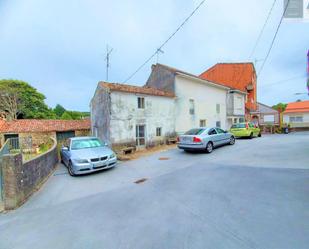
100;82;175;98
0;119;91;133
284;100;309;114
199;63;256;92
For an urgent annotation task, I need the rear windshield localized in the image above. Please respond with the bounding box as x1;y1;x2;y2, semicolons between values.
231;124;246;128
185;128;205;135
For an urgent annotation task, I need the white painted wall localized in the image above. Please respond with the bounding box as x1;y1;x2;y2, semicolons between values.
283;112;309;128
109;91;175;145
174;75;228;133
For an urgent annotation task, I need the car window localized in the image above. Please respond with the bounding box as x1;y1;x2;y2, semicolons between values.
185;128;206;135
71;138;103;150
216;128;225;134
249;123;254;128
208;129;217;135
231;123;246;128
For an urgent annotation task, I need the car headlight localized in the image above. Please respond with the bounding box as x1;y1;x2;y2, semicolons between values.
73;159;89;164
109;153;116;159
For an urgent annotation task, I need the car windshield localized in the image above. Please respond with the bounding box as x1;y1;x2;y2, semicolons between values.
71;138;104;150
231;124;246;128
185;128;206;135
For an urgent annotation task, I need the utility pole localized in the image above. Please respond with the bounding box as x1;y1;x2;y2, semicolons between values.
105;45;113;81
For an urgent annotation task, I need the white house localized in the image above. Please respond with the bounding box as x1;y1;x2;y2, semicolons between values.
91;64;247;148
91;82;176;147
283;100;309;129
146;64;246;132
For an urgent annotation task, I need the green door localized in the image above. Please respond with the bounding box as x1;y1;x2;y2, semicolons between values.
56;131;75;143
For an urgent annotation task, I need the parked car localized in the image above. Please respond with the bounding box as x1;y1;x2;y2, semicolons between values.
229;122;261;138
60;137;117;176
177;127;235;153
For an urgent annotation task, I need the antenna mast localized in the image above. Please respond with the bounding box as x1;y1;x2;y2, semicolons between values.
105;45;113;81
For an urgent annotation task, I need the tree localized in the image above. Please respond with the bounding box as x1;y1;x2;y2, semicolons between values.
272;103;287;112
53;104;66;117
61;111;73;120
0;79;56;119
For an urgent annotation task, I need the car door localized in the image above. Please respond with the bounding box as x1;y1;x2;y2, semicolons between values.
216;128;229;145
208;128;220;147
61;139;71;165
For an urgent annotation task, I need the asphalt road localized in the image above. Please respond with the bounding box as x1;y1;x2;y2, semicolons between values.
1;132;309;249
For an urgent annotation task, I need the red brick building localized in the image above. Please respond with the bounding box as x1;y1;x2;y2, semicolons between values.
199;62;257;120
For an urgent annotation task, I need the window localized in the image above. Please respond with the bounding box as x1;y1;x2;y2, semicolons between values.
138;97;145;109
233;118;238;123
156;127;162;137
189;99;195;115
208;129;217;135
216;121;221;128
185;128;205;135
216;128;225;134
200;119;206;127
290;116;303;122
216;104;220;114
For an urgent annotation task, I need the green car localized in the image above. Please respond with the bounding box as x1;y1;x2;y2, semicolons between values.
230;122;261;138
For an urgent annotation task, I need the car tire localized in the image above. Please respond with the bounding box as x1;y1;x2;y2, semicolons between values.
206;142;213;153
229;136;235;145
249;133;253;139
68;161;76;177
258;132;262;137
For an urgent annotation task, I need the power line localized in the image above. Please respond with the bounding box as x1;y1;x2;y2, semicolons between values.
259;74;306;88
123;0;207;83
234;0;277;86
257;0;291;77
249;0;278;59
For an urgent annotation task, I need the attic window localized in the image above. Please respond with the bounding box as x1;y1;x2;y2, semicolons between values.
138;97;145;109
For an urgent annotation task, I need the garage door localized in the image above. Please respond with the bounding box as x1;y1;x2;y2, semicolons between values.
56;131;75;143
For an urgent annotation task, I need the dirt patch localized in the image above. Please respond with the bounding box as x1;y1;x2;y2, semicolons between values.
134;178;148;184
118;144;176;161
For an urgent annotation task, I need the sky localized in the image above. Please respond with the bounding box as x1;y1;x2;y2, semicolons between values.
0;0;308;111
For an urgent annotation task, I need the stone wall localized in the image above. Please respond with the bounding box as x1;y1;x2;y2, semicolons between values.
1;138;58;210
75;129;91;137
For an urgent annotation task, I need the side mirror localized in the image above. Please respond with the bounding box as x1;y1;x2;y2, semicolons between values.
62;146;69;151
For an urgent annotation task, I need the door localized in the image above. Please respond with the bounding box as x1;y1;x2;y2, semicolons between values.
136;125;146;147
216;128;229;145
208;128;220;147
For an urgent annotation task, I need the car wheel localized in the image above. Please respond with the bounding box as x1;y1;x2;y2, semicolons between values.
206;142;213;153
229;136;235;145
258;132;262;137
249;133;253;139
68;161;76;177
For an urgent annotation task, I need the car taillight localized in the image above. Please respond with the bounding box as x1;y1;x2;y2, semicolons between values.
245;123;249;129
193;137;202;143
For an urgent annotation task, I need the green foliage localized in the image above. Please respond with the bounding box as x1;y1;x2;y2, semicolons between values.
272;103;287;112
53;104;66;117
0;79;55;119
61;111;73;120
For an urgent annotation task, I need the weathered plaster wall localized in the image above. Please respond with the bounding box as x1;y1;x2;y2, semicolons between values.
145;64;176;93
174;75;228;133
110;91;175;146
91;85;111;143
75;129;91;137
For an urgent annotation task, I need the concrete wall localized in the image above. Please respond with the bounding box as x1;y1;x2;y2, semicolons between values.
91;85;111;144
145;64;176;93
1;138;58;210
174;75;228;133
110;91;175;147
283;112;309;128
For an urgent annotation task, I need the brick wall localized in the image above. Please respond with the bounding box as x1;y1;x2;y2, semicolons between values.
1;138;58;210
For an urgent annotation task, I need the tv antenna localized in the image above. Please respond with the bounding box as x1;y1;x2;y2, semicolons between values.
105;45;113;81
